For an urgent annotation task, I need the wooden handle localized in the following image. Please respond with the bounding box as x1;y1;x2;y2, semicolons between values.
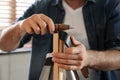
59;40;64;80
53;32;89;80
53;33;59;80
53;33;64;80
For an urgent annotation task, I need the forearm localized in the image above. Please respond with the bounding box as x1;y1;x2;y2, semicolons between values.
88;50;120;71
0;22;25;51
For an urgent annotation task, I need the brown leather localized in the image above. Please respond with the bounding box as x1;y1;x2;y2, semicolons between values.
81;67;89;78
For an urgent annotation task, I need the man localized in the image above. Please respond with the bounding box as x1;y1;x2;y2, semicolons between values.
0;0;120;80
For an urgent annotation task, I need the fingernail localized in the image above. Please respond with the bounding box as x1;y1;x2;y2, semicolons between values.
37;28;41;34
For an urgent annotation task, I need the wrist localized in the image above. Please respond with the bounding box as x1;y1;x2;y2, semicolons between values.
18;20;26;36
86;50;99;69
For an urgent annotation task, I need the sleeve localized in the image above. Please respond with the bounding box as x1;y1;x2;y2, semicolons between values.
17;1;37;48
105;0;120;50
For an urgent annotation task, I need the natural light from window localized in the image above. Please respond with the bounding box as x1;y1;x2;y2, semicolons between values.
0;0;35;30
16;0;35;19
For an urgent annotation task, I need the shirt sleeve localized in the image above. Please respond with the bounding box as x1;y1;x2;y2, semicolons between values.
17;1;37;48
105;1;120;50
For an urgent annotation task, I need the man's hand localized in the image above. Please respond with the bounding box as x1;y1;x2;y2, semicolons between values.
0;14;55;51
52;36;90;70
52;36;120;71
19;14;55;35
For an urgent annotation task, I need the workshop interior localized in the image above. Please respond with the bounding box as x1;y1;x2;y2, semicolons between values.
0;0;120;80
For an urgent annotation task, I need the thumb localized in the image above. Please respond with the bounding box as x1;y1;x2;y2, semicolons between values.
70;36;80;46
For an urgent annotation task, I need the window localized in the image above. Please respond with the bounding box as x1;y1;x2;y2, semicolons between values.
0;0;35;30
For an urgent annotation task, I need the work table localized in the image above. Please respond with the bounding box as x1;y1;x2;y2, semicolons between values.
0;47;31;54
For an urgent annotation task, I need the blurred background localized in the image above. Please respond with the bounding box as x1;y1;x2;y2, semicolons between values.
0;0;35;80
0;0;120;80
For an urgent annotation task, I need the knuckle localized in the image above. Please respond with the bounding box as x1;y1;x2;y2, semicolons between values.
42;22;47;28
39;14;47;19
32;14;38;20
67;54;70;58
65;48;72;54
58;59;61;63
77;61;81;65
77;66;81;70
35;29;40;33
78;50;81;54
24;18;29;23
70;47;74;53
65;60;69;64
21;19;28;27
65;48;69;52
43;22;47;27
69;66;73;70
27;18;32;23
32;14;38;17
39;13;45;16
27;29;33;34
78;45;81;49
78;55;83;60
47;18;53;22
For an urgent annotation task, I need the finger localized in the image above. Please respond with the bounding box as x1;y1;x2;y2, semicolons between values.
33;15;47;35
52;52;81;60
22;21;34;34
65;46;82;55
52;57;81;65
25;26;34;34
65;47;72;54
58;64;80;70
28;18;41;34
40;14;55;34
70;36;81;46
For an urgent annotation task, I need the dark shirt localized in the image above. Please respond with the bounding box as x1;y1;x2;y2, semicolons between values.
17;0;120;80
